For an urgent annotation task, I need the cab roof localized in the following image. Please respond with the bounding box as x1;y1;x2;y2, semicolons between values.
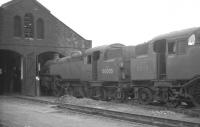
85;43;125;54
150;27;200;42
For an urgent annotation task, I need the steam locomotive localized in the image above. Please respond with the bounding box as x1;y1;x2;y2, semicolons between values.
41;27;200;107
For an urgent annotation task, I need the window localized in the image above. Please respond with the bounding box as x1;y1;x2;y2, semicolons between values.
188;34;195;45
93;51;100;61
135;43;148;56
104;48;122;60
196;31;200;43
85;55;91;64
81;42;85;48
24;13;34;38
177;39;187;55
36;18;44;39
14;16;22;37
168;42;176;54
153;39;166;53
74;41;78;48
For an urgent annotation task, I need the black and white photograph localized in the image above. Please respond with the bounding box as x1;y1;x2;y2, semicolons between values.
0;0;200;127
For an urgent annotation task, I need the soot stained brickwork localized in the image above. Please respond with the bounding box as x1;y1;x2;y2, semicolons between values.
0;0;92;96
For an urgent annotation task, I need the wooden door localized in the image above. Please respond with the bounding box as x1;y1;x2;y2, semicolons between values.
23;52;36;96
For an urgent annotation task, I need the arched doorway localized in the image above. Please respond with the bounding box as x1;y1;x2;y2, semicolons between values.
37;51;64;96
0;50;22;94
38;51;64;74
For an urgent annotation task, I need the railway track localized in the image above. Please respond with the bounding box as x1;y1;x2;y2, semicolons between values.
14;96;200;127
128;102;200;118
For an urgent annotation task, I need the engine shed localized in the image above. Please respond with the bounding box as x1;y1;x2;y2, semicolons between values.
0;0;92;96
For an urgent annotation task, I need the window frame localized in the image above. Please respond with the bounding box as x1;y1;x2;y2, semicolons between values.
104;47;122;61
196;31;200;44
13;15;22;37
84;55;92;64
188;34;196;46
36;18;44;39
167;41;176;55
24;13;34;39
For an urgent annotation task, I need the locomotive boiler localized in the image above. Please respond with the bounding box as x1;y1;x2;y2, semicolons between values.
41;27;200;107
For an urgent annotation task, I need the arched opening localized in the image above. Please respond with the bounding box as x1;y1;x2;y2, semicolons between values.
0;50;22;95
37;51;64;96
14;15;22;37
36;18;44;39
24;13;34;38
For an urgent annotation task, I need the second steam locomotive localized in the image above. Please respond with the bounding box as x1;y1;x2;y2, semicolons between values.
41;27;200;107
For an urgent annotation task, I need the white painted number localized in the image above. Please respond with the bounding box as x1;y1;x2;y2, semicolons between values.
101;68;114;74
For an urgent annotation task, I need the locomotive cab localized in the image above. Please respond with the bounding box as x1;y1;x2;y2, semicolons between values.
82;43;127;82
81;43;132;100
129;27;200;106
165;28;200;106
99;43;125;82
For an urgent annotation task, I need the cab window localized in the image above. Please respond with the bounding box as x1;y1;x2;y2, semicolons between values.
166;38;187;55
168;41;176;54
196;32;200;43
104;48;122;60
153;39;166;53
84;55;91;64
188;34;195;46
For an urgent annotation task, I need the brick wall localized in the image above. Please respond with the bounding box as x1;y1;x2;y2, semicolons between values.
0;7;3;43
0;0;91;54
0;0;92;96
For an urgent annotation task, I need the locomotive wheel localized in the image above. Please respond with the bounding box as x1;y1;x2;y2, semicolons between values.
52;76;64;97
188;83;200;107
166;100;179;108
90;87;102;100
107;88;117;101
66;87;74;96
102;88;108;101
74;86;85;98
53;85;64;97
114;88;125;102
83;85;90;98
78;86;85;98
138;88;153;105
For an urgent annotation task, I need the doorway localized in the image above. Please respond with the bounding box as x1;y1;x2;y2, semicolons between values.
0;50;22;94
92;51;100;81
38;51;64;96
153;39;167;79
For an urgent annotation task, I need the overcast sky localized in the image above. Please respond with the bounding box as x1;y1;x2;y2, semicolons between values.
1;0;200;47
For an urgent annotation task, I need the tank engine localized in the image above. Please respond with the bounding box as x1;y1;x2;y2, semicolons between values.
129;27;200;107
41;27;200;107
41;43;133;99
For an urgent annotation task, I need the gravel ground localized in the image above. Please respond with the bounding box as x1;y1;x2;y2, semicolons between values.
55;95;200;123
0;96;156;127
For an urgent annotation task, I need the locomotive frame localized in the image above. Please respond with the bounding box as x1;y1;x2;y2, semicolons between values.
40;27;200;107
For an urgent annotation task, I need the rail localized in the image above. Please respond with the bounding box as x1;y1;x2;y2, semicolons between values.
15;96;200;127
